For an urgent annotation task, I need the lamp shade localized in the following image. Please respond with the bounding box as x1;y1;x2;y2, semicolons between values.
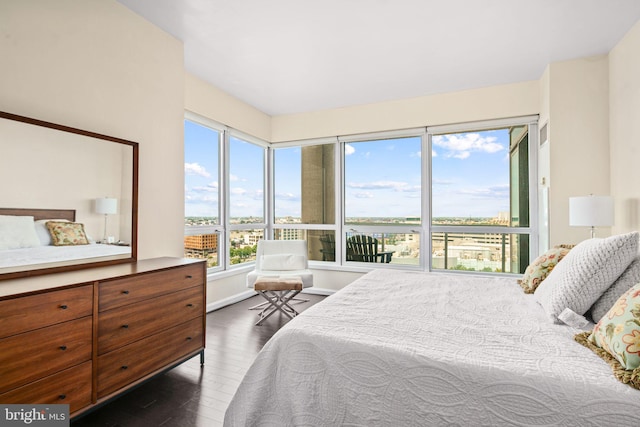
569;195;614;227
95;197;118;215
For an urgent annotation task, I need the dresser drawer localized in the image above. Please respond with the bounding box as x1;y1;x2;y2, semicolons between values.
0;317;92;394
98;286;204;355
0;361;92;414
99;263;203;312
97;316;203;397
0;285;92;339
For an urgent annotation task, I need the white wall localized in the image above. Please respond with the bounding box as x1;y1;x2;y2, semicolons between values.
610;20;640;235
0;0;185;260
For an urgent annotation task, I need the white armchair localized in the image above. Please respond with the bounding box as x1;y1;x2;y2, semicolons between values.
247;240;314;324
247;239;314;289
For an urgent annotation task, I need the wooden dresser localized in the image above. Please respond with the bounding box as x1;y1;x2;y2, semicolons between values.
0;257;206;418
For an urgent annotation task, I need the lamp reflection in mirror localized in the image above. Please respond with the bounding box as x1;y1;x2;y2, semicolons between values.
569;195;614;238
95;197;117;243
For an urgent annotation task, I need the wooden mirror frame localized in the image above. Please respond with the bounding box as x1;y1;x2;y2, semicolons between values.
0;111;138;280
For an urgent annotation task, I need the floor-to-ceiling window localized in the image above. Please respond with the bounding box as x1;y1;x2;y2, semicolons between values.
184;113;267;271
184;117;222;270
429;117;537;274
341;131;424;266
272;142;337;262
185;112;536;275
228;133;267;266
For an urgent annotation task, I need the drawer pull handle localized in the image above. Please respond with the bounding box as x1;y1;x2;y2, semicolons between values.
58;394;66;400
59;345;67;351
186;336;192;341
186;303;194;307
186;275;193;279
60;305;68;310
122;290;130;295
121;365;128;370
122;324;129;329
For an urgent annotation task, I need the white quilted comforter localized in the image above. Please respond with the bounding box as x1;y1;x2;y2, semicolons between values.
225;269;640;426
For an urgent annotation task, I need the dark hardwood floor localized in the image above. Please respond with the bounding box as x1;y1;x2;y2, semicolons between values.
72;293;326;427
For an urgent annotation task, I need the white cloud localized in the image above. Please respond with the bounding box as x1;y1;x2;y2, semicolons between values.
348;180;420;193
345;144;355;155
432;133;504;159
353;191;374;199
231;187;247;195
185;162;211;178
229;174;239;181
431;150;436;157
192;182;218;192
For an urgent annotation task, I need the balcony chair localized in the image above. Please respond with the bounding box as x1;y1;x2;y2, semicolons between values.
246;239;314;325
346;235;394;263
319;233;336;261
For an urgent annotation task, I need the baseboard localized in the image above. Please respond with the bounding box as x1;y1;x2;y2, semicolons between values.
206;287;336;312
206;290;256;312
302;287;335;296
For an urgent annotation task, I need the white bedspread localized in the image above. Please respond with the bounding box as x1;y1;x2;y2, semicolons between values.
225;269;640;426
0;243;131;270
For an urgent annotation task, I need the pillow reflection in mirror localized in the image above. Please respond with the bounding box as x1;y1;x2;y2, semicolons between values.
0;215;41;250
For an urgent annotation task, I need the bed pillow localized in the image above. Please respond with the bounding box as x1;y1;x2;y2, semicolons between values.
34;219;70;246
534;232;639;324
590;257;640;323
0;215;41;250
518;244;574;294
46;221;90;246
574;282;640;390
260;254;306;271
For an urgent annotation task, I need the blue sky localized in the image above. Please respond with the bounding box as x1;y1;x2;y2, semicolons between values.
185;120;511;219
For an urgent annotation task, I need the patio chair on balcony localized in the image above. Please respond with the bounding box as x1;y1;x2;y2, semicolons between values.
319;233;335;261
346;235;394;263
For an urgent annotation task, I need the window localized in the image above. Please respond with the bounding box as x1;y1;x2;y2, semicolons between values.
273;143;336;262
185;111;535;276
228;134;266;266
342;133;423;266
184;118;221;269
429;118;537;274
184;115;268;270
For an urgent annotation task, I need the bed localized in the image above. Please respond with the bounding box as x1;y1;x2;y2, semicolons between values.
0;208;130;273
225;267;640;426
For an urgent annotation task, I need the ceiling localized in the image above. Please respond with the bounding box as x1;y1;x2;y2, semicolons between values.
118;0;640;116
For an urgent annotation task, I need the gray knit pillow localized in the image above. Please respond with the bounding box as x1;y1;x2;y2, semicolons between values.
589;256;640;323
534;232;639;324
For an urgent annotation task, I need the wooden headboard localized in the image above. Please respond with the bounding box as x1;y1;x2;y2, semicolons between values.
0;208;76;222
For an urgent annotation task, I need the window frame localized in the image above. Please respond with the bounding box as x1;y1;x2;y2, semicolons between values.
426;116;539;274
184;111;538;277
339;128;426;269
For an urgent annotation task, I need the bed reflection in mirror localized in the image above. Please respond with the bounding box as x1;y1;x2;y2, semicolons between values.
0;111;137;279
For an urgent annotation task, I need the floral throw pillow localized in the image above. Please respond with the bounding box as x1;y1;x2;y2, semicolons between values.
518;245;574;294
575;282;640;390
46;221;90;246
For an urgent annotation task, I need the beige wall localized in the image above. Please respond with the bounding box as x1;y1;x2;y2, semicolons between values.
271;81;539;142
185;73;271;141
610;20;640;235
545;56;610;246
0;0;185;260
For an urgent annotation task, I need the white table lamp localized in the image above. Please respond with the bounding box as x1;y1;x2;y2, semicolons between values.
95;197;118;243
569;195;614;238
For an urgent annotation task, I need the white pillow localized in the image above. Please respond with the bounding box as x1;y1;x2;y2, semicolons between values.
34;219;70;246
534;232;639;324
589;256;640;323
0;215;41;250
260;254;306;271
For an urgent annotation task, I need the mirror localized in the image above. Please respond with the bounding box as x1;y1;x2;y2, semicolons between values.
0;111;138;280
